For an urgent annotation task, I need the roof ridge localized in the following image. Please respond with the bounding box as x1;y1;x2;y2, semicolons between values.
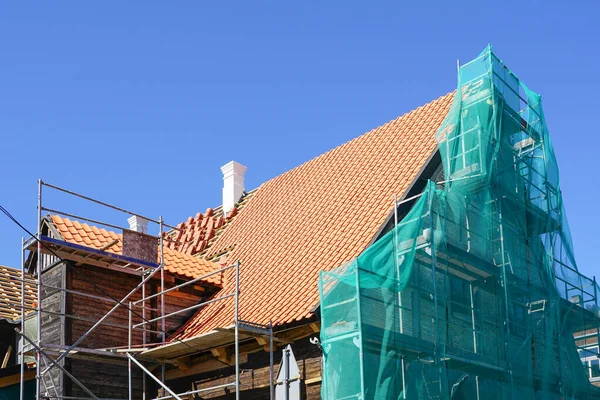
174;187;260;229
256;92;454;189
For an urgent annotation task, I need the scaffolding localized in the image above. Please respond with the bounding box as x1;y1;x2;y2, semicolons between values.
319;46;600;399
15;180;274;400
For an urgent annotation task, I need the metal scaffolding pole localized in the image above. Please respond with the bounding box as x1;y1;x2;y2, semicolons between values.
18;331;99;400
40;181;179;230
127;261;250;399
234;260;240;400
21;180;274;400
159;216;166;399
41;264;163;378
20;237;25;400
142;267;147;400
269;320;274;400
36;179;42;400
127;354;182;400
128;301;133;400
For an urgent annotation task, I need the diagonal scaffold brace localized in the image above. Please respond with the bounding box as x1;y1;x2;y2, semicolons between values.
39;263;164;378
16;329;100;400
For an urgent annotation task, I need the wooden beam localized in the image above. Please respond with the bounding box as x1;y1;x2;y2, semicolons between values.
210;346;233;365
1;345;12;368
172;357;192;371
166;322;320;381
305;376;322;385
99;239;120;251
254;336;276;352
255;337;268;346
166;354;248;381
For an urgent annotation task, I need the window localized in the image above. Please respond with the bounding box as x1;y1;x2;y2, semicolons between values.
449;275;475;322
450;276;471;307
579;344;600;381
579;346;599;359
591;359;600;378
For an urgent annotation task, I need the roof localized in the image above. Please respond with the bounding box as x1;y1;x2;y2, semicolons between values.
0;265;36;322
172;92;454;341
49;215;223;285
165;191;254;258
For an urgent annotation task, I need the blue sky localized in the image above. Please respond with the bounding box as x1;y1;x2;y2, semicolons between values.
0;1;598;278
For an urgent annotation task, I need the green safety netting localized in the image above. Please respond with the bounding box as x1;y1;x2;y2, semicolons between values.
319;46;600;399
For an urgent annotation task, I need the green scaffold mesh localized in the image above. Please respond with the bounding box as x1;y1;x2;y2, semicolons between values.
319;46;600;399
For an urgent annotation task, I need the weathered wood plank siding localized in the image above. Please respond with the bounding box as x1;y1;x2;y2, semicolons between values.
39;262;208;399
39;262;66;397
167;336;323;399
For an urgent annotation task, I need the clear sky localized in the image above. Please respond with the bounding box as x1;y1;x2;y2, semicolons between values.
0;1;598;278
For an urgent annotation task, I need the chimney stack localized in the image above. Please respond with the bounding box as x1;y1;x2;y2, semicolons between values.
221;161;247;216
127;215;149;234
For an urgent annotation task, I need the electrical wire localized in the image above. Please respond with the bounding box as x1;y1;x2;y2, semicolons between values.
0;204;217;359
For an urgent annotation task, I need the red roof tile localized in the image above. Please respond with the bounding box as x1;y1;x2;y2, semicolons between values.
50;215;223;285
164;192;253;258
172;92;454;340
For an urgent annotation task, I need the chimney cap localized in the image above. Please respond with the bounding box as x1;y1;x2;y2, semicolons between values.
221;160;247;176
128;215;150;234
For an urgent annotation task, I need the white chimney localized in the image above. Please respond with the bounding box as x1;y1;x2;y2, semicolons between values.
128;215;149;234
221;161;247;216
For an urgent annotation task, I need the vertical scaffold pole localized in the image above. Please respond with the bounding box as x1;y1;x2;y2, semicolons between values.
428;188;443;395
394;194;407;399
159;216;166;397
36;179;42;400
20;237;25;400
269;320;274;400
594;276;600;354
469;282;481;400
235;261;240;400
141;267;146;400
128;301;132;400
355;266;365;398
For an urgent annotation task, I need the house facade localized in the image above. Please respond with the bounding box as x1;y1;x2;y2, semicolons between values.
16;49;599;400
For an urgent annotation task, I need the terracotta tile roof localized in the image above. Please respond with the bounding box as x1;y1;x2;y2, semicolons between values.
172;92;454;340
165;191;255;258
51;215;122;253
162;247;224;284
49;215;223;285
0;265;36;322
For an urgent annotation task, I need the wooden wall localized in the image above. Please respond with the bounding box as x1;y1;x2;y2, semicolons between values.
167;335;323;399
39;261;211;399
39;261;66;398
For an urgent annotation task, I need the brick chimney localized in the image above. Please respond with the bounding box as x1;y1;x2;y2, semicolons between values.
221;161;247;217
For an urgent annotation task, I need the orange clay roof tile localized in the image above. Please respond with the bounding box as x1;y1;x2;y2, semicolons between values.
49;215;222;285
171;92;454;340
162;192;254;259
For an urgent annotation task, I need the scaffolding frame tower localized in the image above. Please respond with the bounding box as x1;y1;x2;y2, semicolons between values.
15;180;274;400
319;46;600;399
